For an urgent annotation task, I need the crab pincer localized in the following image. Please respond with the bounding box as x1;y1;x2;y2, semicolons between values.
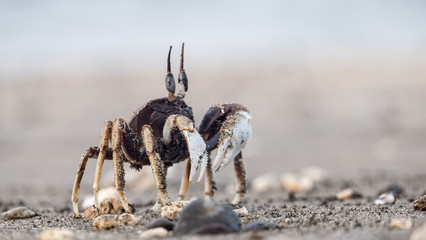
163;115;209;183
212;111;252;172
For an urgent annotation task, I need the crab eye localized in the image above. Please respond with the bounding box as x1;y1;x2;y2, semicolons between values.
178;71;188;92
165;73;176;94
178;43;188;92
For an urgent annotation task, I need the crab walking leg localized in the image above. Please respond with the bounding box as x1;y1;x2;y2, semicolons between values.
142;125;169;212
92;120;113;213
232;152;247;204
212;111;252;172
71;146;100;217
204;155;216;200
163;114;208;183
111;118;131;213
177;158;191;201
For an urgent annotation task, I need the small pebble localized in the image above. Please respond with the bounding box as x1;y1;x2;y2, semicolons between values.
1;207;36;220
174;199;240;235
233;207;249;217
375;192;396;205
410;222;426;240
40;229;74;240
82;198;132;218
81;207;96;219
147;218;175;231
413;194;426;211
252;173;281;193
140;227;169;238
281;173;314;193
118;213;142;226
243;220;278;232
93;215;119;230
99;198;128;214
389;218;413;230
335;188;361;199
161;201;190;220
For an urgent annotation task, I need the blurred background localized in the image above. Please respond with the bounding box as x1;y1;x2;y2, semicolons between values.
1;1;426;192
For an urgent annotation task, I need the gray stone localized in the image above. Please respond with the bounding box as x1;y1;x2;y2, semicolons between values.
147;218;175;231
243;220;278;232
1;207;36;220
174;199;240;235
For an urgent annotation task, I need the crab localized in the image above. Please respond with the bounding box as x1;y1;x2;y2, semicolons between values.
71;43;252;217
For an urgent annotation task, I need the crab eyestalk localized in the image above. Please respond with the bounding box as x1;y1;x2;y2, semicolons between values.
177;43;188;99
165;45;176;102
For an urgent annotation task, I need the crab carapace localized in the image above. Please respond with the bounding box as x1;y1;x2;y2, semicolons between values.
71;44;252;217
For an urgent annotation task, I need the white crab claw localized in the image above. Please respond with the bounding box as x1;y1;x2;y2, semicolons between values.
181;129;208;183
212;111;252;172
164;115;208;183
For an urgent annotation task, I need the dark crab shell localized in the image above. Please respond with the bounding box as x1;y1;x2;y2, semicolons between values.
122;97;195;169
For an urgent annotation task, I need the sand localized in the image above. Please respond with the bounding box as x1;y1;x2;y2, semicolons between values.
0;171;425;240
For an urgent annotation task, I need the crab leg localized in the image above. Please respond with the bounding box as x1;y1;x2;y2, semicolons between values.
177;158;191;201
71;146;100;217
92;120;113;213
111;118;131;213
212;111;252;172
204;155;216;200
232;152;246;204
142;125;169;212
163;114;208;183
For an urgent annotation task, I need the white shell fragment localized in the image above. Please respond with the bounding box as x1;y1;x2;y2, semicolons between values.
375;192;396;205
82;198;128;218
233;207;249;217
1;206;36;220
336;188;355;200
389;218;413;230
252;173;281;193
161;201;191;220
212;111;252;172
139;227;169;238
118;213;142;226
40;229;74;240
93;215;119;231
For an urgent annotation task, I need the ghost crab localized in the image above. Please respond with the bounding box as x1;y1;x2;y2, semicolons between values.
71;44;252;217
